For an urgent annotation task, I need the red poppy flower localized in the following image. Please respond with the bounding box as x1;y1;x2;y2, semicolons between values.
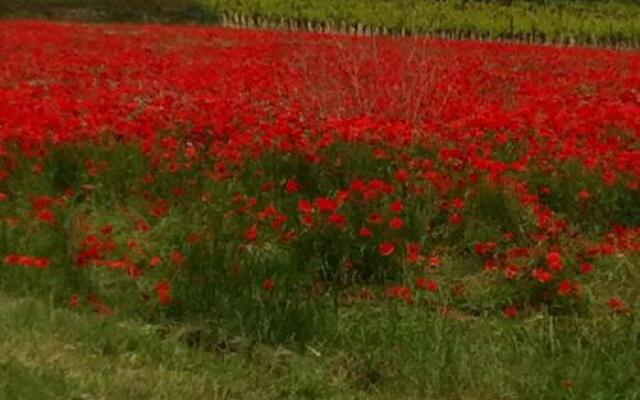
149;256;162;268
415;277;439;293
546;251;564;271
315;197;338;213
359;227;373;238
504;265;520;280
385;286;414;304
155;280;172;305
475;242;497;256
389;217;404;230
557;280;572;296
170;250;185;265
150;200;169;218
298;199;313;214
503;306;518;319
37;209;56;224
608;297;629;314
429;255;442;267
262;278;274;291
406;243;421;263
389;200;404;214
578;189;590;200
328;213;347;228
368;213;384;225
301;214;314;227
451;198;465;209
484;259;498;272
31;196;55;210
100;224;114;236
136;220;151;233
69;294;80;308
449;213;463;225
378;242;396;257
532;268;553;283
280;230;297;243
580;262;593;275
245;224;259;242
394;169;410;183
285;178;301;193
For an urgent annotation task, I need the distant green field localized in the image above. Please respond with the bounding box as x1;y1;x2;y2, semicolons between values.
1;0;640;46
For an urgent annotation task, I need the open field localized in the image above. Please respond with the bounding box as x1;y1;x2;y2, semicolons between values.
0;19;639;398
1;0;640;46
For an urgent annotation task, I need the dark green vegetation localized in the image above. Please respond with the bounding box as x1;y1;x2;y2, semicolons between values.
0;0;215;22
2;0;640;46
1;292;639;400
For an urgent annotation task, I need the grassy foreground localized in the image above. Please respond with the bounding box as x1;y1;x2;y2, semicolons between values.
1;291;639;400
1;0;640;46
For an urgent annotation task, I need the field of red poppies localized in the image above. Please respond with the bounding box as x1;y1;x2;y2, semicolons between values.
1;19;639;326
1;19;640;399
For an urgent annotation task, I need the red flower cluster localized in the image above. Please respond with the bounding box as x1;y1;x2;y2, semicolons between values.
0;20;638;318
3;254;51;270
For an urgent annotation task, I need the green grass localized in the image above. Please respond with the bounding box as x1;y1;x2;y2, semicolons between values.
1;0;640;46
1;291;639;399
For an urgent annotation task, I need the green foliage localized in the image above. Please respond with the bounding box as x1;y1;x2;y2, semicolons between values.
207;0;640;44
1;292;639;399
0;0;217;22
2;0;640;45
